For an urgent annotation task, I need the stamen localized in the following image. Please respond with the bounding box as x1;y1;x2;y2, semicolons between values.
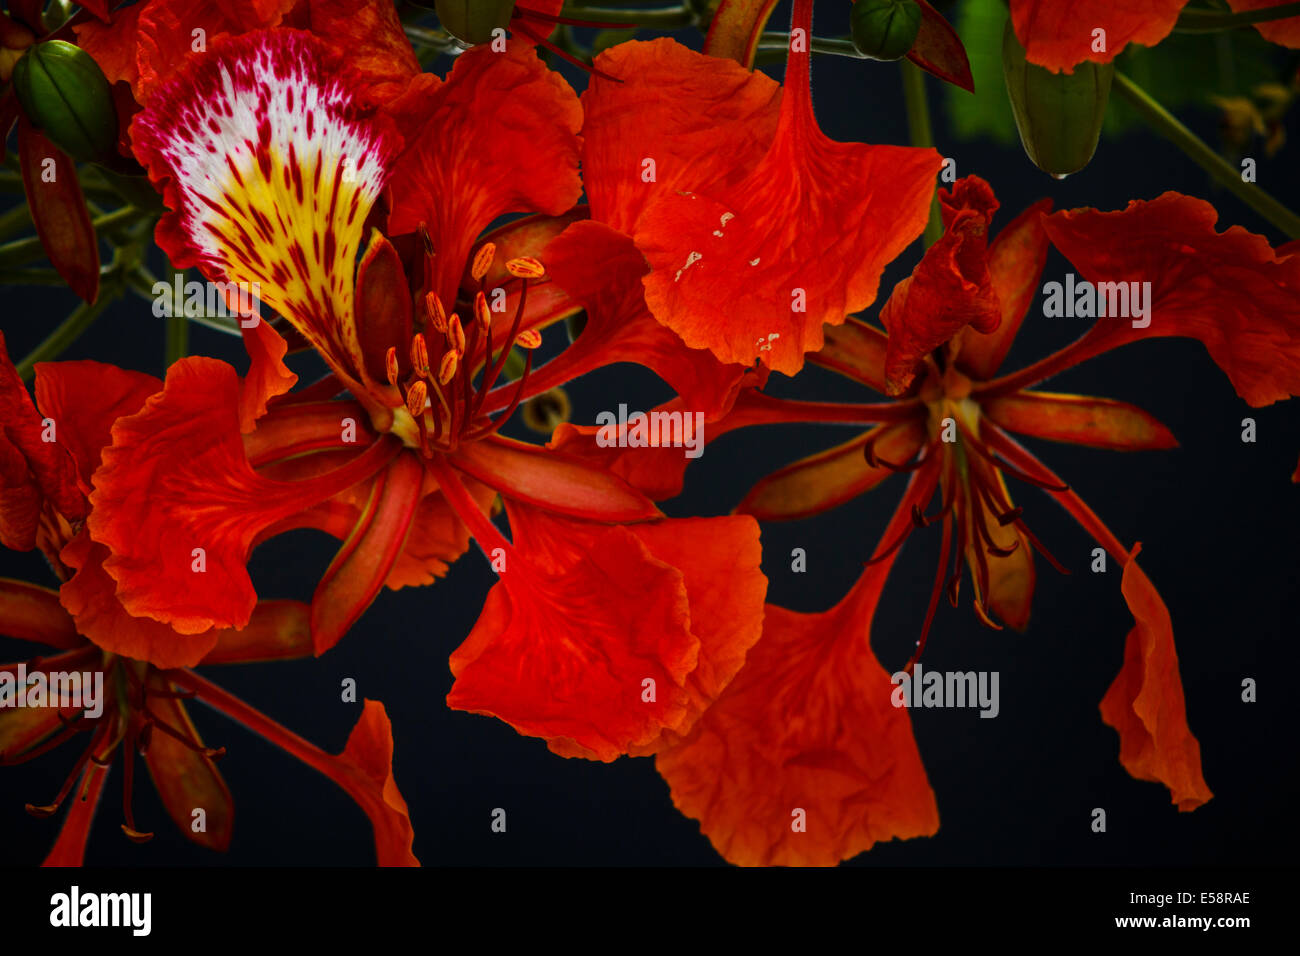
515;329;542;349
439;351;459;385
474;291;492;332
406;380;429;419
448;314;466;355
24;722;111;818
410;333;430;378
505;256;545;280
426;293;448;334
385;346;400;386
471;242;496;283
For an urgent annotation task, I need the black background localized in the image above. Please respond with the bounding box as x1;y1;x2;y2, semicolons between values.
1;0;1297;868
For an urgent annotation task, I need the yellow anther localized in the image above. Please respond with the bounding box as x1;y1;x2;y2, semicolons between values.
474;290;492;332
471;242;496;283
438;350;459;385
410;333;429;377
405;380;428;418
448;313;466;354
515;328;542;349
384;346;399;386
425;292;448;334
505;256;545;279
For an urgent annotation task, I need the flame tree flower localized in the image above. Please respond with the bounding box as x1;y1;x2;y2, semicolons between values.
0;334;416;865
81;28;768;762
555;180;1300;864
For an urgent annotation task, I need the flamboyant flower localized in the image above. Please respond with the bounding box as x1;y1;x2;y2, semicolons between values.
575;0;943;375
557;182;1300;863
0;338;416;865
1009;0;1300;73
85;28;766;761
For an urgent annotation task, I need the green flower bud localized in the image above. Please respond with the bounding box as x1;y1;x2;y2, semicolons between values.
12;40;118;164
1001;20;1113;179
436;0;516;46
851;0;922;62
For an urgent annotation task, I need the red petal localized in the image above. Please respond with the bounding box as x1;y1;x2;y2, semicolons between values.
33;360;161;493
983;390;1178;451
386;40;582;308
353;229;412;390
238;319;298;432
74;4;146;93
737;421;928;521
141;676;233;852
656;479;940;865
0;578;79;649
448;501;764;762
450;434;661;522
583;38;780;237
954;199;1052;381
1042;193;1300;407
18;118;99;303
173;671;420;866
60;528;220;669
200;600;313;664
882;175;1002;395
305;0;420;107
533;220;749;421
311;453;424;655
1010;0;1186;72
0;332;84;526
906;0;975;93
1099;544;1214;811
810;316;890;393
87;357;398;633
598;12;942;374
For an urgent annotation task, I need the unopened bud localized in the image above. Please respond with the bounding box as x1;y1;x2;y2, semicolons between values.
12;40;119;163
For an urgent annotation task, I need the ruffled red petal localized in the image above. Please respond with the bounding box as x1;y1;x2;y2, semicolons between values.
87;357;397;634
447;501;765;762
60;528;220;668
881;176;1002;394
33;361;161;493
1010;0;1187;72
656;556;939;866
1099;544;1213;811
386;40;583;308
1043;192;1300;407
595;30;940;374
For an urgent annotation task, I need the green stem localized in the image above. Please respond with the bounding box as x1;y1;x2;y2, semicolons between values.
164;267;189;365
0;267;65;285
1175;1;1300;32
559;3;694;26
755;32;861;62
0;206;143;268
901;60;944;249
1114;71;1300;239
14;297;112;380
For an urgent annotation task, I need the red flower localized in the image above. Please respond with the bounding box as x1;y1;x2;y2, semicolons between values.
577;0;942;375
565;186;1300;862
0;583;417;865
87;28;767;759
0;342;415;866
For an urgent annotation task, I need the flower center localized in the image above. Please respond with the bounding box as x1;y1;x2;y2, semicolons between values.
383;234;545;456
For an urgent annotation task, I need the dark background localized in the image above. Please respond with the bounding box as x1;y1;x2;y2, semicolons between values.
2;0;1297;866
